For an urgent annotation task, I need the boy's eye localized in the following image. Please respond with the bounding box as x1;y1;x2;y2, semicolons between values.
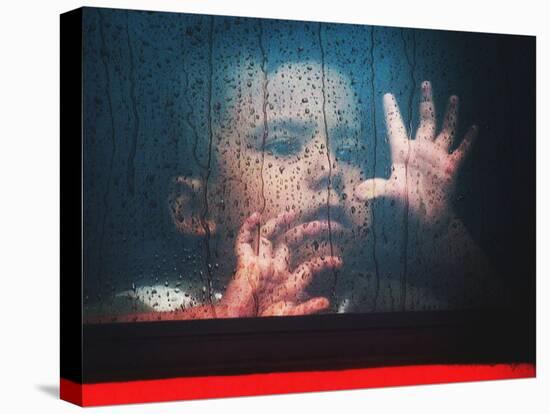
264;137;301;157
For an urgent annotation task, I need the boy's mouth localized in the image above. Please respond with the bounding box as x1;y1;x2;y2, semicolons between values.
301;204;352;230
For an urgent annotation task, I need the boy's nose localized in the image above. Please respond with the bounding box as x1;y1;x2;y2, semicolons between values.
307;146;341;192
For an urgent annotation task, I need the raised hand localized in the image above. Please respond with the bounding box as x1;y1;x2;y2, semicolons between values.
355;81;478;222
220;212;343;317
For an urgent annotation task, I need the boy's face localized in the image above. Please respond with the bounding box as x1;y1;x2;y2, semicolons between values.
214;61;371;273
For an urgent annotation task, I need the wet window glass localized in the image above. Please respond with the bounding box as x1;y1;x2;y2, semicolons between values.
82;9;535;322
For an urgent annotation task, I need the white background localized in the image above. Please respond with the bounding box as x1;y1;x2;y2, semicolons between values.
0;0;547;412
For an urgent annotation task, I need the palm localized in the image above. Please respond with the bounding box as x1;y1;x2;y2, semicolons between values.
221;212;342;317
356;81;478;221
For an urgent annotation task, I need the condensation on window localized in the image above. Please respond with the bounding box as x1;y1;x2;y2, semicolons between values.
81;9;534;322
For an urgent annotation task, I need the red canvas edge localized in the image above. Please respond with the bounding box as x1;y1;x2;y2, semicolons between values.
60;363;535;407
59;376;82;406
